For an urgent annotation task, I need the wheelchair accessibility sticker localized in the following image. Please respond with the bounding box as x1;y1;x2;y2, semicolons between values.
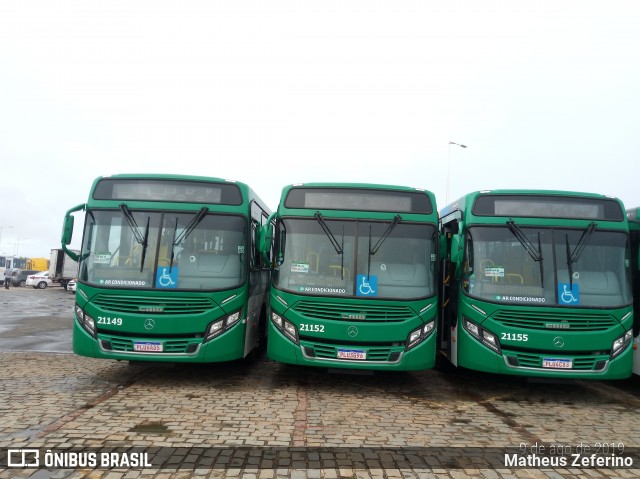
558;283;580;305
156;267;179;289
356;275;378;297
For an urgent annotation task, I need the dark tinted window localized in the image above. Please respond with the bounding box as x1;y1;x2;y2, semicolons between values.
93;179;243;205
473;195;623;221
284;188;432;214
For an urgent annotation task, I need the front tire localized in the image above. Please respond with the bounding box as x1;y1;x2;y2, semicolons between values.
19;280;26;287
37;281;47;289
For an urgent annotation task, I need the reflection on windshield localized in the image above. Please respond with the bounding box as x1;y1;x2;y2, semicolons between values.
463;226;631;307
79;210;246;290
274;218;437;299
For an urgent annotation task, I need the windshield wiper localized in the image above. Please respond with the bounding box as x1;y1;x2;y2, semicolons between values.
566;222;597;288
119;204;151;272
168;207;209;271
367;215;401;279
314;212;344;280
506;220;544;287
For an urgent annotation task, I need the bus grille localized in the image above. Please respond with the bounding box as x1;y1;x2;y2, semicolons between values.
108;338;195;353
508;351;606;370
93;294;214;315
293;301;414;322
310;344;396;361
493;310;617;331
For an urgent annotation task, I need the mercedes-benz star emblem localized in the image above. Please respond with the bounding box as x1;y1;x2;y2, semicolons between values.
144;319;156;330
348;326;358;338
553;336;564;348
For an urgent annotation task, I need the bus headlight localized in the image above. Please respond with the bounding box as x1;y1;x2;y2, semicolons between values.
226;311;241;327
611;330;633;358
204;310;243;342
271;312;283;329
75;304;84;322
75;303;96;338
463;317;501;354
205;320;224;341
406;321;435;350
84;315;96;336
271;312;299;344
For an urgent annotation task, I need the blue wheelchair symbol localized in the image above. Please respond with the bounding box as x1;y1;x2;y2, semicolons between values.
558;283;579;305
356;275;378;297
156;267;179;289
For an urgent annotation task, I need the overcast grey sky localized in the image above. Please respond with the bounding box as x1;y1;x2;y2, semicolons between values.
1;1;639;259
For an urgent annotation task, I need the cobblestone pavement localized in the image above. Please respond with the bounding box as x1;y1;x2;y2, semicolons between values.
1;289;640;478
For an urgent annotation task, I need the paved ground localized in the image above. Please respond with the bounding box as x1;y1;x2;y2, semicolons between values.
1;288;640;478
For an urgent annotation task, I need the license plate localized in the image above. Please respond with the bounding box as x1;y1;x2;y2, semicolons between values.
134;341;163;352
337;349;366;360
542;358;572;369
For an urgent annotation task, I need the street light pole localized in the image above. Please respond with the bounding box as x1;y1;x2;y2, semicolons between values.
14;237;29;256
446;141;468;204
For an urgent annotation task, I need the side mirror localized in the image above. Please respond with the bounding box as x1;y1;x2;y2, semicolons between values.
62;215;74;246
258;223;273;264
450;234;463;263
61;203;85;262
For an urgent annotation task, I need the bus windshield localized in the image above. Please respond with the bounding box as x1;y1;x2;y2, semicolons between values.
463;226;631;307
274;218;437;299
79;209;247;290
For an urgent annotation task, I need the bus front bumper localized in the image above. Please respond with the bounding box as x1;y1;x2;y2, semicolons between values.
456;328;632;379
267;323;436;371
72;320;247;363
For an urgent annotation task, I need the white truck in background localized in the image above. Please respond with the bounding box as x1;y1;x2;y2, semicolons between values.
49;248;79;289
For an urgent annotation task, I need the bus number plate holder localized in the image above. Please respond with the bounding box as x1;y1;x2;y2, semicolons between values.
134;341;163;352
337;349;366;360
542;358;572;369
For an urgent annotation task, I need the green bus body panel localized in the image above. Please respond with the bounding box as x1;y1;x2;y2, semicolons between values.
629;207;640;376
73;283;251;362
267;183;439;371
441;190;633;379
70;174;271;363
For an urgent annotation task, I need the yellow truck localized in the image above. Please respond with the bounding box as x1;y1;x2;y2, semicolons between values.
26;257;49;271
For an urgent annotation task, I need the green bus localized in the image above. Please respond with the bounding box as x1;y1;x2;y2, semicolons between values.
62;174;272;363
439;190;633;379
628;207;640;375
259;183;439;371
